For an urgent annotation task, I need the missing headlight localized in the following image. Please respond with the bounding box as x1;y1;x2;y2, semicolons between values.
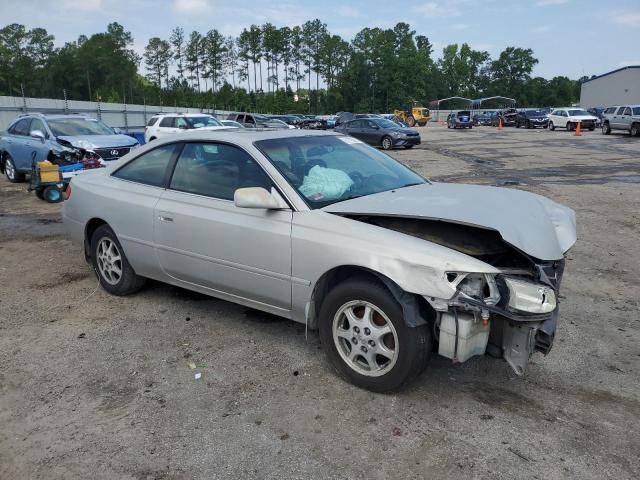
453;273;500;306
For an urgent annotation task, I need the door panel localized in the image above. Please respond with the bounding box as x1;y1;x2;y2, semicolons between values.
153;141;293;310
154;192;293;309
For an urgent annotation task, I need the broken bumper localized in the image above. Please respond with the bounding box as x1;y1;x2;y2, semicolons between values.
431;260;565;375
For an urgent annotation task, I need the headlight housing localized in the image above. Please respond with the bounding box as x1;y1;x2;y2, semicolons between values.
503;277;556;314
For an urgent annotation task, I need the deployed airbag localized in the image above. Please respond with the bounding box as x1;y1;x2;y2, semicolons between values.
299;165;353;201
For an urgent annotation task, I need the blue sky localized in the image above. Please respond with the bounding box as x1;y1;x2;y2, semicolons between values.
4;0;640;79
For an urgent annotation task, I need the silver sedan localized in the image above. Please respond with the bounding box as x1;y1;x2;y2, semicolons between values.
63;130;576;391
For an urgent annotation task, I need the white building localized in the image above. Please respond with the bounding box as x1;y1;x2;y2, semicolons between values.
580;66;640;108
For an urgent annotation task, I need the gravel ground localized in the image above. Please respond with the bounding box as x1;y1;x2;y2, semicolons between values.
1;125;639;480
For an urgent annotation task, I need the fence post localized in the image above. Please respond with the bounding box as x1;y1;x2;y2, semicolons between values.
143;96;147;125
63;89;69;114
20;84;27;113
96;97;102;120
123;100;129;133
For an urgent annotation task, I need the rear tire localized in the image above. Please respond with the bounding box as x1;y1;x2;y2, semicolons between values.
4;156;25;183
631;123;640;137
91;225;146;296
406;116;416;127
318;278;431;392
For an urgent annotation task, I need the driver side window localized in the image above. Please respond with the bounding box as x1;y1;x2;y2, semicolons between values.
169;143;272;201
176;117;189;129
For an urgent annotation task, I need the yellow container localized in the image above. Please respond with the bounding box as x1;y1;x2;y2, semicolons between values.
38;161;60;183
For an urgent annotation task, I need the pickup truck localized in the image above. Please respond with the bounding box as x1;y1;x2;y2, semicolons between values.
601;105;640;136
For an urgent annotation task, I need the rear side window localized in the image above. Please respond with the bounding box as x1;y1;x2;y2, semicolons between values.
159;117;175;128
633;107;640;116
113;144;178;187
9;118;31;135
169;142;272;200
147;117;159;127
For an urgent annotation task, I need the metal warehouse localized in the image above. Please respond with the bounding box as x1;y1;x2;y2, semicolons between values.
580;65;640;108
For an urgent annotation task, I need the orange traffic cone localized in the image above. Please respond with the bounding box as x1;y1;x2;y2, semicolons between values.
498;117;503;129
574;121;581;136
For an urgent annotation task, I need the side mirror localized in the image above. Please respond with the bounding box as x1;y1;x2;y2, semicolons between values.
177;124;187;129
234;187;280;209
30;130;46;142
113;127;122;134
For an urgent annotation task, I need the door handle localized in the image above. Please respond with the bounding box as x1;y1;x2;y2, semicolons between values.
158;215;173;222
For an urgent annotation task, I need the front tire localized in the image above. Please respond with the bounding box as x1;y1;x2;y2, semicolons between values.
4;156;25;183
381;136;393;150
318;278;431;392
91;225;146;296
602;122;611;135
549;121;555;131
406;115;416;127
567;121;574;131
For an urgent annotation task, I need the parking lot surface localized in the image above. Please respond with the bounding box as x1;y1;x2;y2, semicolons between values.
1;126;639;479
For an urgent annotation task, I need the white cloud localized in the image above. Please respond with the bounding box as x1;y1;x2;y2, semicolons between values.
174;0;211;15
532;25;551;33
337;6;360;17
610;13;640;27
61;0;102;11
414;2;461;17
535;0;569;6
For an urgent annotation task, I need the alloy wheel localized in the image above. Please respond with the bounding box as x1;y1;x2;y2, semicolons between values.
332;300;399;377
96;237;123;285
5;159;15;181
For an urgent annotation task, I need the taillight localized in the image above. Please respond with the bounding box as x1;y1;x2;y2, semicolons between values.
62;184;71;201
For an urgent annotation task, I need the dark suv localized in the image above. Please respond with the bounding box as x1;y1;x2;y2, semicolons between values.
515;110;549;129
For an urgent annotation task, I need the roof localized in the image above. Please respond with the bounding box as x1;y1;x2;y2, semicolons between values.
582;65;640;84
149;112;213;117
472;96;516;108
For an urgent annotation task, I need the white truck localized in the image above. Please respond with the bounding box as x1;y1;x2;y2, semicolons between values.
601;105;640;136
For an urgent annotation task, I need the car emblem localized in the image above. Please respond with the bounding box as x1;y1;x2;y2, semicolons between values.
110;149;119;156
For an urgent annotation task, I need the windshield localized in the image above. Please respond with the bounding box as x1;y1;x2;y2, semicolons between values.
457;111;471;116
568;109;590;116
525;110;543;117
255;135;426;208
48;118;115;136
186;116;222;128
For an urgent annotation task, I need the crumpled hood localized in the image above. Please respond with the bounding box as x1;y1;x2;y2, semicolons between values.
323;182;577;260
57;134;139;149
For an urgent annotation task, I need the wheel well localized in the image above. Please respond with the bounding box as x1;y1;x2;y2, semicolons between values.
84;218;108;259
307;265;435;330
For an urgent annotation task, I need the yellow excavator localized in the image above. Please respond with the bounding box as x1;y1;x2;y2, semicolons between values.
393;101;432;127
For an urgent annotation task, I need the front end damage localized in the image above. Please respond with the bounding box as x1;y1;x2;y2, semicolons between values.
429;261;564;375
344;215;570;375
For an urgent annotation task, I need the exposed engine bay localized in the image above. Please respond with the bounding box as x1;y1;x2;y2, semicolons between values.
344;214;566;375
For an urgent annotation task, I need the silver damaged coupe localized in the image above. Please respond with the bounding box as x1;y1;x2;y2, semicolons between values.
63;130;577;392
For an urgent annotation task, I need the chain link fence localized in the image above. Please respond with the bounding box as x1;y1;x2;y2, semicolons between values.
0;94;232;131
